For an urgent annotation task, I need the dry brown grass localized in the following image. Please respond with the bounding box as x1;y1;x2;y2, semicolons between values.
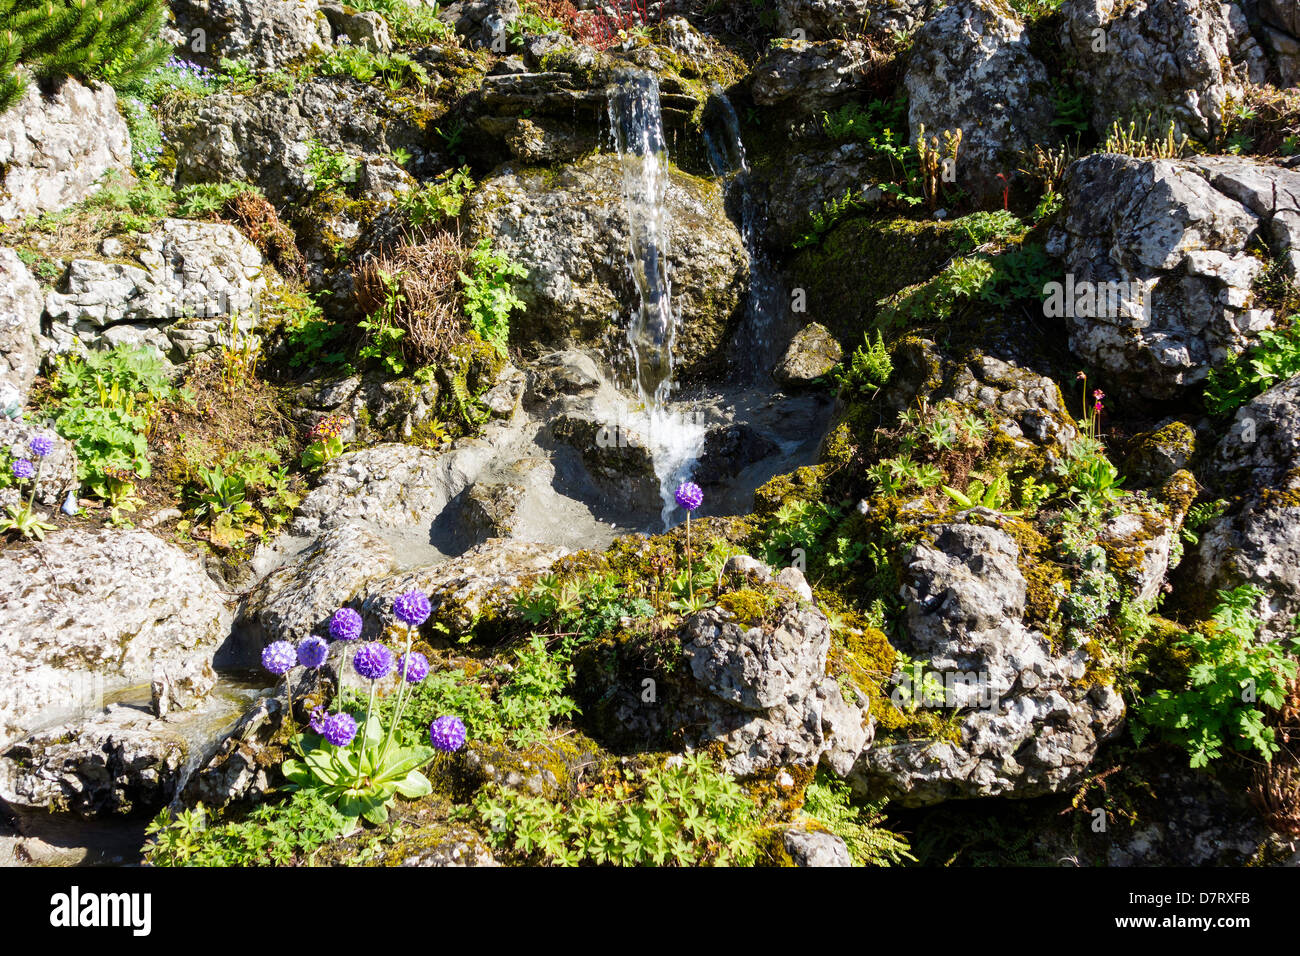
352;229;470;367
223;191;305;280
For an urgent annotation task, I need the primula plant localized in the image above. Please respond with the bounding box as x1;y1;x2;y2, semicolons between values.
0;433;58;539
276;592;464;832
300;414;350;471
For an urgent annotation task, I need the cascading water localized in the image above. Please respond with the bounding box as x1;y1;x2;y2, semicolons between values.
607;69;707;528
704;88;786;379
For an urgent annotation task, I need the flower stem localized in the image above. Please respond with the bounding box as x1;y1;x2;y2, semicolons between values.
356;679;376;788
380;625;414;765
686;512;693;599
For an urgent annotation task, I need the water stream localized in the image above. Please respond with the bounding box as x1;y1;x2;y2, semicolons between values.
607;69;708;528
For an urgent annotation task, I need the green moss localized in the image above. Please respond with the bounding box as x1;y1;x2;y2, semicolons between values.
788;217;957;348
716;587;781;627
752;464;831;517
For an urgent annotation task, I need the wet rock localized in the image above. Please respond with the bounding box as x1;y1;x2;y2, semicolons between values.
236;523;398;651
1053;153;1285;399
850;523;1125;805
0;73;132;222
1061;0;1249;141
0;248;43;410
466;154;747;378
773;322;842;388
775;0;938;39
43;218;268;364
905;0;1054;202
0;420;77;507
0;528;234;750
171;0;332;70
751;39;875;115
780;824;853;866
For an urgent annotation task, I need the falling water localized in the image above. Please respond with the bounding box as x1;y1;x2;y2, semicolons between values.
608;69;676;406
607;70;707;528
704;88;785;379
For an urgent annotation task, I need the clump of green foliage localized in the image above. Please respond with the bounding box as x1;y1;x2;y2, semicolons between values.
0;0;168;114
178;443;301;547
44;344;180;488
398;166;475;226
470;752;760;866
1205;316;1300;414
801;772;914;866
875;243;1053;330
144;792;348;867
1135;585;1300;768
836;331;893;401
315;45;429;91
378;635;577;748
459;238;527;355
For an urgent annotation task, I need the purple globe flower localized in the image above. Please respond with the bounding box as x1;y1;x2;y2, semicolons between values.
11;458;35;480
429;715;466;753
28;434;54;459
393;589;432;627
398;651;429;683
353;642;394;681
674;481;703;512
297;635;328;670
261;640;296;676
321;712;358;747
329;607;363;642
309;706;328;735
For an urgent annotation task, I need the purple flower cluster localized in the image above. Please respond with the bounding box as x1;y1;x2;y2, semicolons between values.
674;481;703;512
11;459;34;480
297;635;328;670
398;652;429;684
329;607;363;641
393;589;432;627
429;716;466;753
321;712;358;747
310;707;328;735
353;642;394;681
261;641;296;676
28;434;53;459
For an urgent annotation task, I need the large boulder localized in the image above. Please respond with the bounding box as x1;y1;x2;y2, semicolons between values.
168;79;427;208
0;529;233;750
774;0;938;39
1060;0;1249;142
0;73;132;223
1050;154;1297;399
0;248;44;410
171;0;332;70
1256;0;1300;85
43;219;268;363
850;523;1125;805
584;562;873;777
1193;375;1300;640
466;154;747;379
751;40;876;116
905;0;1054;203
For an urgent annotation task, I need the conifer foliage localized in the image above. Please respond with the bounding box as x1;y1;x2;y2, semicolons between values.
0;0;168;113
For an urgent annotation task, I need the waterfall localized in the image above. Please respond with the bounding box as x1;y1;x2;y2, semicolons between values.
608;69;676;407
607;69;707;529
704;88;784;379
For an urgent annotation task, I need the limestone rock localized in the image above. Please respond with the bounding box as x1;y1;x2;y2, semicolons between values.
0;248;44;410
0;73;132;223
773;322;842;387
905;0;1054;202
171;0;332;70
0;529;233;750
